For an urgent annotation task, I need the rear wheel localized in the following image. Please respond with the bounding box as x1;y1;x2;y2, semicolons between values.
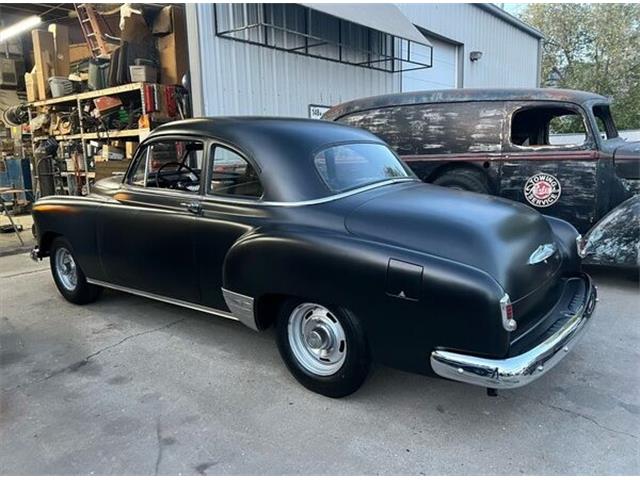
276;299;371;398
432;168;491;194
50;237;101;304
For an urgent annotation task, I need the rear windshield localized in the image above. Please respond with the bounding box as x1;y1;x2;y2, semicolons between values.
314;143;414;193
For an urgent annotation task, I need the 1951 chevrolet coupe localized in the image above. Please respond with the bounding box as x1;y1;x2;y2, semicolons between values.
31;118;597;398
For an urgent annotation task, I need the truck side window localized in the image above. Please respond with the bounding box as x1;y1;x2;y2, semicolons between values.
511;106;587;147
592;104;618;140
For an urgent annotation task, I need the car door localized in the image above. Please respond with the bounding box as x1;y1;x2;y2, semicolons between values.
499;101;600;233
194;142;266;310
99;136;205;303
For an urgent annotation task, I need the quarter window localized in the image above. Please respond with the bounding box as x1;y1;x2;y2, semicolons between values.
209;145;263;198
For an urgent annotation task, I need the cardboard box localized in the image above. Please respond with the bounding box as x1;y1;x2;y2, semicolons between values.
125;141;139;159
95;161;127;181
101;145;125;161
154;6;188;85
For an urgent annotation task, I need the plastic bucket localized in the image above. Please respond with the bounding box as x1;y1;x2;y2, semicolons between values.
48;76;74;98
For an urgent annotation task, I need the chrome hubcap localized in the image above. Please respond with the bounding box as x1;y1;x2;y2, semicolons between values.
288;303;347;376
55;247;78;291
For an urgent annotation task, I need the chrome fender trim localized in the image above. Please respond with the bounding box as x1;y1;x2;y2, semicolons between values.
86;279;239;321
221;288;258;331
430;275;597;389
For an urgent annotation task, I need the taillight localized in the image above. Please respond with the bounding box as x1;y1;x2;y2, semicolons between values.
500;293;517;332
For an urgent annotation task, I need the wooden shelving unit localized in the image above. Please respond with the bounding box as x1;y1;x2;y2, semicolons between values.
26;82;167;197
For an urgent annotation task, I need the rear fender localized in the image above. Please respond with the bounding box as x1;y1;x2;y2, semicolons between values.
223;228;509;372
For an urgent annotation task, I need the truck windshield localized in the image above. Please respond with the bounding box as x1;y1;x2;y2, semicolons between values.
314;143;414;193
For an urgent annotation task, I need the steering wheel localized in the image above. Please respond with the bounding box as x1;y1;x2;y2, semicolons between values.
155;161;200;189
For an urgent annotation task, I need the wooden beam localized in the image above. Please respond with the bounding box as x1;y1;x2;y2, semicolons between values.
32;29;56;100
48;24;70;77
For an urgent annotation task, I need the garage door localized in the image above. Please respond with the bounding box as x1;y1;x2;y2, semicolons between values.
402;36;458;91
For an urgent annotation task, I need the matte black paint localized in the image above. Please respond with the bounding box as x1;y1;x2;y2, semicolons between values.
324;88;640;266
32;117;589;376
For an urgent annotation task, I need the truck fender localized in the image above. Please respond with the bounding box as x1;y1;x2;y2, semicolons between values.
581;194;639;267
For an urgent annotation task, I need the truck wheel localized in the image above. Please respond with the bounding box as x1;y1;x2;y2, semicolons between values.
432;168;491;194
50;237;101;305
276;299;371;398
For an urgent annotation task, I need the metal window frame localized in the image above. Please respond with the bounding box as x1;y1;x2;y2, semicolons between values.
214;4;432;73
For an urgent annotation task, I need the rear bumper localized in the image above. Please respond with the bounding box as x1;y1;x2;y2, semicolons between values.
430;274;597;389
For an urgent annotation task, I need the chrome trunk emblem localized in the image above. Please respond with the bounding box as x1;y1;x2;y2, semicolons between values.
528;243;557;265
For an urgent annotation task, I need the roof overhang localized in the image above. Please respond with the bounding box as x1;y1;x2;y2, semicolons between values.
301;3;432;47
214;3;432;73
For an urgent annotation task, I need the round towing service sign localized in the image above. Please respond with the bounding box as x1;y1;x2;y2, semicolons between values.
524;173;561;208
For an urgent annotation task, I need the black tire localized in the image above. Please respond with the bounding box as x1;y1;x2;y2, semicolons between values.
50;237;101;305
276;298;371;398
432;168;491;194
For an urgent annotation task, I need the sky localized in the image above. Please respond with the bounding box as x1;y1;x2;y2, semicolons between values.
500;3;528;18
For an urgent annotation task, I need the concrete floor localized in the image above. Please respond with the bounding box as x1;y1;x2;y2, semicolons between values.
0;214;34;257
0;252;638;475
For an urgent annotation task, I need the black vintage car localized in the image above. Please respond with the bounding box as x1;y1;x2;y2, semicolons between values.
31;118;597;398
323;89;640;267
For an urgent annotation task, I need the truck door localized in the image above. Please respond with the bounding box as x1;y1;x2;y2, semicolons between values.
499;101;600;233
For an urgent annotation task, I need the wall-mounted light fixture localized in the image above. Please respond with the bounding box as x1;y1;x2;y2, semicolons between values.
469;51;483;62
0;16;42;43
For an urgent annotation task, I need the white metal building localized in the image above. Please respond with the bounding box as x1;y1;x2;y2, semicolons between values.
186;3;543;118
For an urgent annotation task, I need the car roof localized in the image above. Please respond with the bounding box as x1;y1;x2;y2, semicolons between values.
148;117;388;202
323;88;610;120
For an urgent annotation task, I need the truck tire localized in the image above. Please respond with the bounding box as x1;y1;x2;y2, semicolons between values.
276;299;371;398
50;237;101;305
432;168;491;194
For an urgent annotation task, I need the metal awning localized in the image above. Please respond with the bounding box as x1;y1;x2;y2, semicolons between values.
300;3;432;47
214;3;433;73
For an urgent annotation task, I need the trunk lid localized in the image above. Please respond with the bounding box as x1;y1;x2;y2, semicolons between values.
345;183;562;302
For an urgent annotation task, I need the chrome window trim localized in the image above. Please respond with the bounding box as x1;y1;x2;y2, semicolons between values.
86;278;239;321
120;177;418;208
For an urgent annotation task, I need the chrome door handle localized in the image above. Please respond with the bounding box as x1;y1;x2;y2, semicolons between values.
180;201;202;214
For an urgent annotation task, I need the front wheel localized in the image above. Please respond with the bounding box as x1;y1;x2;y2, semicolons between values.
50;237;101;305
276;299;371;398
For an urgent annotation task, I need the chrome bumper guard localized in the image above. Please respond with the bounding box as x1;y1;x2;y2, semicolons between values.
430;275;597;389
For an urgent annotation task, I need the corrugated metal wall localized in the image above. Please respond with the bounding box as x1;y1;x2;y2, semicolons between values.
189;4;398;117
396;3;540;88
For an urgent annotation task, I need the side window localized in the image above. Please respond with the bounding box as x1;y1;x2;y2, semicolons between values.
592;104;618;140
511;105;588;147
127;139;204;192
209;145;263;198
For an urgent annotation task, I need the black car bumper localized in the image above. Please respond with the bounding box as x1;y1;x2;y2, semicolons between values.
430;274;597;389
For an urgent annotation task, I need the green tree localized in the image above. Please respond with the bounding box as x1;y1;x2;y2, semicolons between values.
521;3;640;130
